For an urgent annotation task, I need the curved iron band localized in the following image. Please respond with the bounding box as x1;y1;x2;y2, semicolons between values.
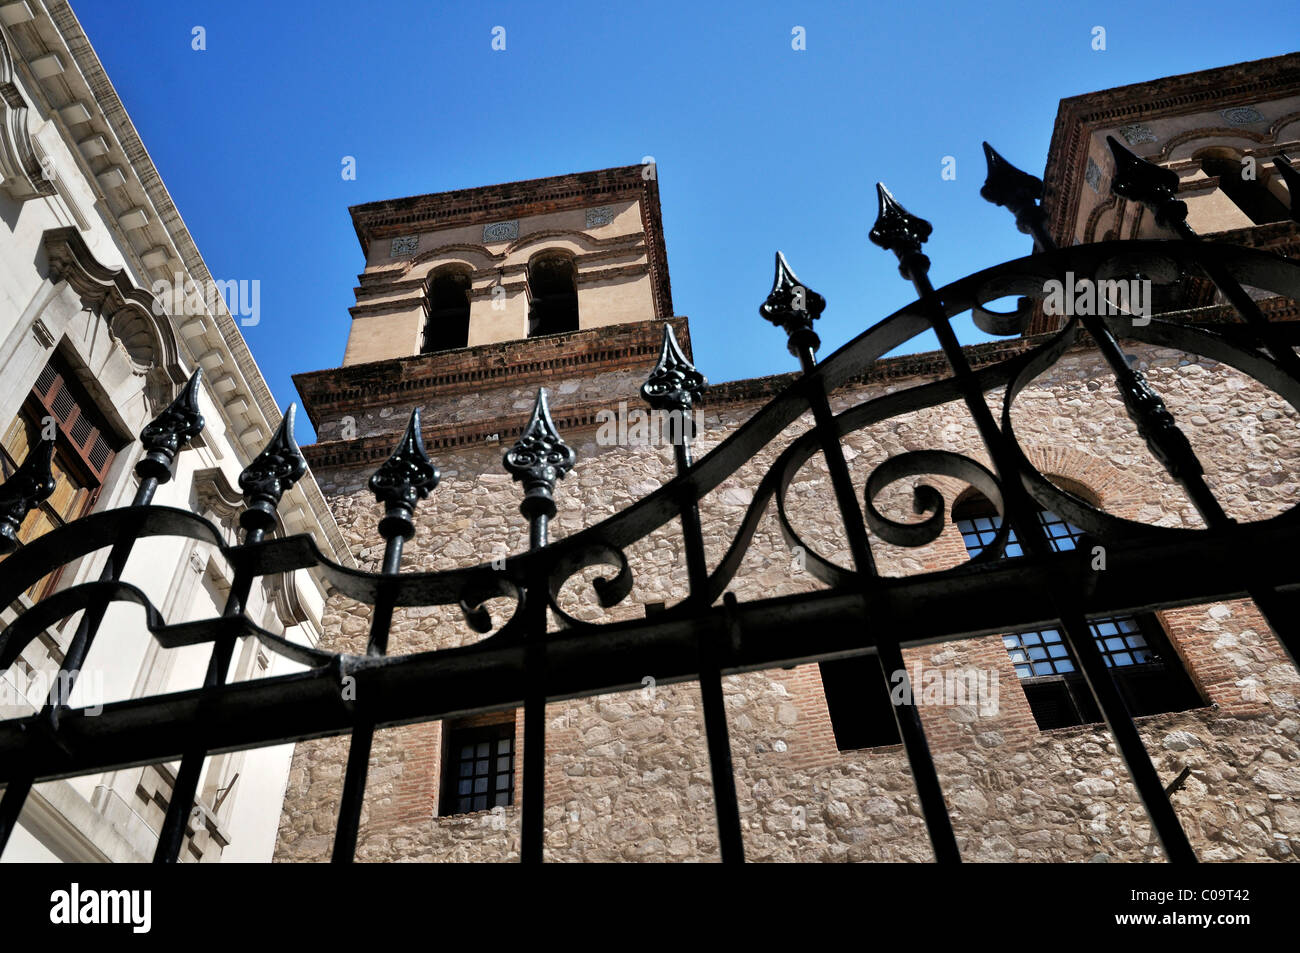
704;363;1019;602
0;579;336;676
861;450;1007;549
632;240;1300;616
0;506;225;611
1002;315;1300;541
554;240;1300;616
1;241;1295;644
692;316;1088;605
544;542;634;630
0;504;529;647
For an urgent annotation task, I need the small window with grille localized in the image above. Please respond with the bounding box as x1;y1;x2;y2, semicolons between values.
439;718;516;816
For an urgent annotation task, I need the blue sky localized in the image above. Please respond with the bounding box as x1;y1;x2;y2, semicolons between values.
71;1;1296;442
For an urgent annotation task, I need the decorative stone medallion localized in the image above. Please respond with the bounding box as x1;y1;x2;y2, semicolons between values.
1118;123;1157;146
1221;106;1264;126
1085;157;1103;192
389;235;419;257
585;206;615;228
482;220;519;242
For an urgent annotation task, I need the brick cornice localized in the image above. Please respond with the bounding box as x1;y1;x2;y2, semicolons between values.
300;335;1043;472
293;317;693;431
1043;53;1300;245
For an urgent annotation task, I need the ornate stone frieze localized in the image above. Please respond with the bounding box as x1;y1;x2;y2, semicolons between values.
1221;105;1264;125
482;220;519;243
389;236;418;257
585;206;615;227
1118;123;1157;146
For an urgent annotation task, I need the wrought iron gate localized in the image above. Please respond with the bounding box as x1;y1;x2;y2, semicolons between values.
1;140;1299;863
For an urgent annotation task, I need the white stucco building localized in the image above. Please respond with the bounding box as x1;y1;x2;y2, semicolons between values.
0;0;349;862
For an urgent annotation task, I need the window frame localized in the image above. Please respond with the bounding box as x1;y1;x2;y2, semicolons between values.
0;356;119;601
422;266;472;354
439;718;517;817
526;252;579;337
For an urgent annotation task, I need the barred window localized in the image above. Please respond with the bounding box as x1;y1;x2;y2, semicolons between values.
952;489;1202;729
440;719;515;816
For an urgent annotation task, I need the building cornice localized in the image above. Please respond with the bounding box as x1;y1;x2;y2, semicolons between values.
7;1;352;565
0;23;55;199
300;335;1041;472
294;317;694;431
1043;53;1300;245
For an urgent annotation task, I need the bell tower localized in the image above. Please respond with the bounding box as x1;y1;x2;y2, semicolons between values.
294;165;689;476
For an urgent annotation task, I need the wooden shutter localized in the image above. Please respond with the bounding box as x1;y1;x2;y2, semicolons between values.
30;360;116;483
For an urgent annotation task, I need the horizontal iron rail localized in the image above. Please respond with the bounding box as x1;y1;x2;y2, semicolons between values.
1;520;1293;787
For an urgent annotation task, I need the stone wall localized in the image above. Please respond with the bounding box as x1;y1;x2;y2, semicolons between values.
274;339;1300;862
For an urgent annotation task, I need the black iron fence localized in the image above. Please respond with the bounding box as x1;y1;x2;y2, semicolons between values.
1;142;1299;863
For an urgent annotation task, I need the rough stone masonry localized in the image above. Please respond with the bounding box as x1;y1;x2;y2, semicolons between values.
274;338;1300;863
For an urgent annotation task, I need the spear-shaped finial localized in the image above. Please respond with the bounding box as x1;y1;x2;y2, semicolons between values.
1274;156;1300;225
980;142;1048;238
238;403;308;534
503;388;575;530
369;408;439;541
759;251;826;358
1106;135;1188;229
0;437;55;554
868;183;933;279
641;323;707;413
137;368;205;483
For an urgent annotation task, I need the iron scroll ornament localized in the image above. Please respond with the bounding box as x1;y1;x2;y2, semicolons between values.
0;246;1298;687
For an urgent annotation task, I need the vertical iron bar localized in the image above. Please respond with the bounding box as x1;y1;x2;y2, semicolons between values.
520;578;547;864
796;343;963;863
330;408;434;863
153;528;262;863
331;534;403;863
504;388;574;865
643;324;744;861
986;141;1300;672
874;182;1196;861
0;477;157;857
761;252;962;862
1103;134;1300;378
1022;206;1300;670
921;263;1195;862
675;436;745;863
154;402;305;864
0;372;203;859
46;476;159;725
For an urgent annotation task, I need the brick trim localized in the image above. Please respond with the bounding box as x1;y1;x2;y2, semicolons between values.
1042;53;1300;246
294;317;694;430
